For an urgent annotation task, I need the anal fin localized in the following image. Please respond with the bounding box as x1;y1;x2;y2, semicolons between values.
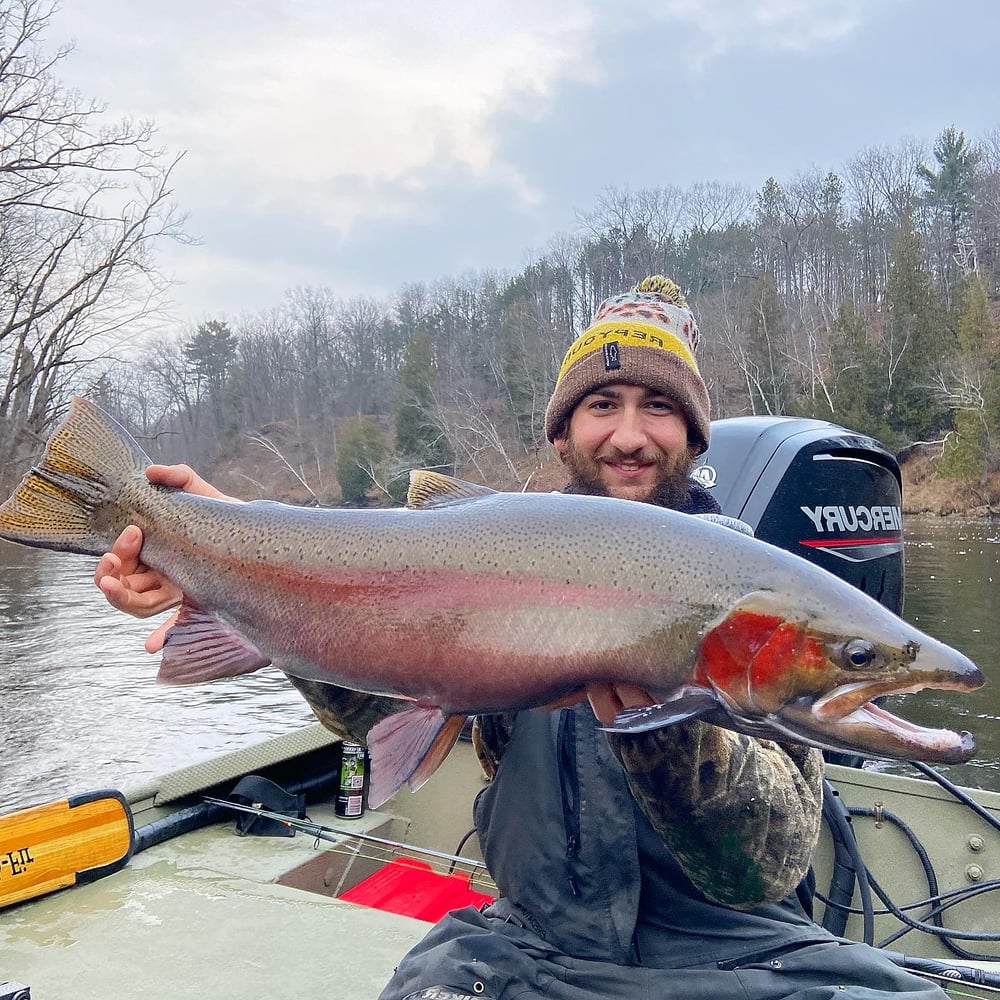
367;706;467;808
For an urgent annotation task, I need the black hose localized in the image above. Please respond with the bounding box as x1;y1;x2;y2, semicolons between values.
820;761;1000;962
820;781;857;935
132;800;230;853
909;761;1000;836
848;805;941;949
819;779;875;944
883;951;1000;993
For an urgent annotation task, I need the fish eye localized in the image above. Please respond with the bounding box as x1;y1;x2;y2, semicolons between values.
843;639;876;670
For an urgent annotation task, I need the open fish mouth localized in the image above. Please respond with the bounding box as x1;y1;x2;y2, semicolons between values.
802;681;979;763
813;679;942;721
832;700;977;759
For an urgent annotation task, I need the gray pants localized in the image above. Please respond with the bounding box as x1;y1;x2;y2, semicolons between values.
379;905;947;1000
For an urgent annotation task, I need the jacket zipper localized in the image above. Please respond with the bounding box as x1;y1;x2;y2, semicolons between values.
557;709;582;897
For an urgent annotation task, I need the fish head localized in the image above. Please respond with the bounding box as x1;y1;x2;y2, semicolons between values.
695;589;984;763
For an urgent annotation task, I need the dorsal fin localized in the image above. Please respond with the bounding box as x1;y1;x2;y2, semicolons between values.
693;512;755;537
406;470;497;510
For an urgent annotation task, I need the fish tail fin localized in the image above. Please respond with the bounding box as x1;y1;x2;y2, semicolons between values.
0;397;150;556
367;707;467;808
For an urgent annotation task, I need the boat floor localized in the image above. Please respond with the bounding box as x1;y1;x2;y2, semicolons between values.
1;726;491;999
2;726;999;998
1;801;433;998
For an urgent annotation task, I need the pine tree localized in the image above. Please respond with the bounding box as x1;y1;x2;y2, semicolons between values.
882;219;947;445
919;127;979;246
336;417;387;505
183;320;238;432
184;320;237;387
939;274;997;480
394;330;451;471
919;127;980;300
826;302;892;443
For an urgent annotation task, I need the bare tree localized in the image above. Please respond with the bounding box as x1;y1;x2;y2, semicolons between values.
682;180;754;233
434;385;524;486
576;184;686;288
334;294;391;414
871;137;927;225
0;0;185;483
844;147;894;303
972;127;1000;291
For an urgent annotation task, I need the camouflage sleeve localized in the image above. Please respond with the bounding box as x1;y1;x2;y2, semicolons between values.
607;722;824;909
470;713;517;780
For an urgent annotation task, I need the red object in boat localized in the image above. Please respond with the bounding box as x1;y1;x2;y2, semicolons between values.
339;857;494;922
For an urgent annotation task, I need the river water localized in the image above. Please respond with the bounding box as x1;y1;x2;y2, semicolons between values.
0;516;998;814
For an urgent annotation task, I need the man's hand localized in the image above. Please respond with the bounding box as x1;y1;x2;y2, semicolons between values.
142;463;238;502
93;464;238;653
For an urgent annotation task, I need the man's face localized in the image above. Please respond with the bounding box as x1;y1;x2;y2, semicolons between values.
553;383;695;505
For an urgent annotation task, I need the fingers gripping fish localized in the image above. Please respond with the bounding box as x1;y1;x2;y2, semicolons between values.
0;399;985;807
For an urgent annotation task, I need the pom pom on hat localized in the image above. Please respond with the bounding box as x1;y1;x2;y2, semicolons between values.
544;275;711;453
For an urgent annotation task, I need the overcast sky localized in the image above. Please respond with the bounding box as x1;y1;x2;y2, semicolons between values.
50;0;1000;329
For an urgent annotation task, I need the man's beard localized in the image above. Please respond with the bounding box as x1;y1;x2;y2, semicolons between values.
561;437;697;509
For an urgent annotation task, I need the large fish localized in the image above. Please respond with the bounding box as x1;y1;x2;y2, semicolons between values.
0;398;985;807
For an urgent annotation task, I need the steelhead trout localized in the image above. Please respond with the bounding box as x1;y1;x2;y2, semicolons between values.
0;398;985;807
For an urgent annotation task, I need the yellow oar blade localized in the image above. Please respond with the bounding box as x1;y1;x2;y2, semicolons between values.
0;790;134;909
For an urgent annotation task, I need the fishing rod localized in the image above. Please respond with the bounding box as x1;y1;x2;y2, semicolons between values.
202;796;493;878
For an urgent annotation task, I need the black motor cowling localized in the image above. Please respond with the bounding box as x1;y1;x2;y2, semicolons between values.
694;416;904;615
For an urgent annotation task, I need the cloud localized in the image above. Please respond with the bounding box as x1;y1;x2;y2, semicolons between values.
58;1;601;236
47;0;990;324
611;0;877;62
54;1;887;242
156;241;332;323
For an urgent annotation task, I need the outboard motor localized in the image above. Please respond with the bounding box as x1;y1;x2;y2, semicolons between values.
694;416;904;615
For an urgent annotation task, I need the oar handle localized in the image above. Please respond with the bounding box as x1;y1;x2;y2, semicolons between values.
0;790;134;910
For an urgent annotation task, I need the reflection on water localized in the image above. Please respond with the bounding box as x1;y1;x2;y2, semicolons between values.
1;515;998;812
0;546;313;812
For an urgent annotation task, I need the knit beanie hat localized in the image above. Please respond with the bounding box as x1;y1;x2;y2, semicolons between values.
544;275;711;454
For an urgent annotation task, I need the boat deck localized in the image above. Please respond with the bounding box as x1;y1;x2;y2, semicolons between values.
1;726;489;999
2;725;998;998
1;803;432;998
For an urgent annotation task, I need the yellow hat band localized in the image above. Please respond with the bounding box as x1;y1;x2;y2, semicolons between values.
555;320;699;387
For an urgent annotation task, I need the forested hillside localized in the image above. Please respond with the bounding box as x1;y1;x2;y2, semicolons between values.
78;139;1000;509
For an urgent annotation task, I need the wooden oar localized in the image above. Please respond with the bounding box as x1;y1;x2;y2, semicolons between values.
0;789;134;909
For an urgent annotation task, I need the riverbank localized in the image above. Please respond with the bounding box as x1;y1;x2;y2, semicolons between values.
899;450;1000;517
201;417;998;518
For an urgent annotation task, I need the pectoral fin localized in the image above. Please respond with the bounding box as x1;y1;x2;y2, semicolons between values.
600;687;720;733
158;604;271;684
